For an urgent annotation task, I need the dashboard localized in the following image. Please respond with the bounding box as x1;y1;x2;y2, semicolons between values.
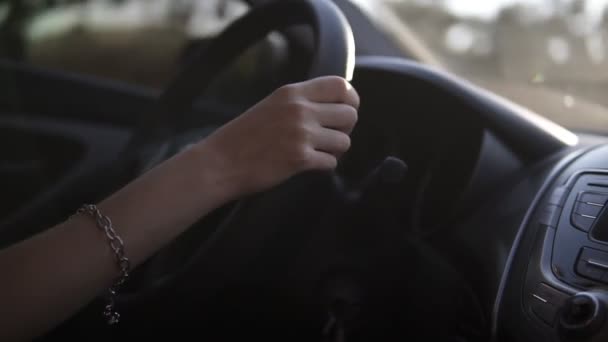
497;143;608;342
350;56;608;341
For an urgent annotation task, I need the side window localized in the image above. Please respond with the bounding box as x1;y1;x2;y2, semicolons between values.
0;0;248;89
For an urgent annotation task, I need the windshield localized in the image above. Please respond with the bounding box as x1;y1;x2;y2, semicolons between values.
357;0;608;134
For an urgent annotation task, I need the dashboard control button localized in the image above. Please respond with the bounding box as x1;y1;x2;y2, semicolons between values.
578;192;608;207
572;213;597;232
531;283;569;326
571;192;606;232
536;283;570;305
580;248;608;265
575;202;603;218
576;248;608;282
576;260;606;281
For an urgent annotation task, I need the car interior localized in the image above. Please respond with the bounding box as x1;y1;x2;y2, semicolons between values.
1;0;608;341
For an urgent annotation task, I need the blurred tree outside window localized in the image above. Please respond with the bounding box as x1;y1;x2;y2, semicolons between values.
0;0;249;88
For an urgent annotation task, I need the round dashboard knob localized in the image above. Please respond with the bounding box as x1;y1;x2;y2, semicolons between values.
558;292;608;342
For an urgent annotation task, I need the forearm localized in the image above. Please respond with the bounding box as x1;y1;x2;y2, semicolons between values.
96;143;236;267
0;144;235;341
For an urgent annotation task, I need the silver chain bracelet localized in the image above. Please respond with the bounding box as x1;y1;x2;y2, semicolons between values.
77;204;131;325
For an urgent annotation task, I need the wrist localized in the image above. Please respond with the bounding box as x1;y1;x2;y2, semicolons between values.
184;140;242;205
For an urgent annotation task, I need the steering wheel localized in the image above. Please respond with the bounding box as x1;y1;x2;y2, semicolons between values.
114;0;357;316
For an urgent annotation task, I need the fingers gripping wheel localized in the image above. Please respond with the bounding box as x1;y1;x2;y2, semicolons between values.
115;0;356;309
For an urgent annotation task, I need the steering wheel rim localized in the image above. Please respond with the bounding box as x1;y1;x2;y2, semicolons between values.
114;0;356;307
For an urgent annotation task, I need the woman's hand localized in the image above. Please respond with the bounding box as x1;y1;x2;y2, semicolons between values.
193;76;360;199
